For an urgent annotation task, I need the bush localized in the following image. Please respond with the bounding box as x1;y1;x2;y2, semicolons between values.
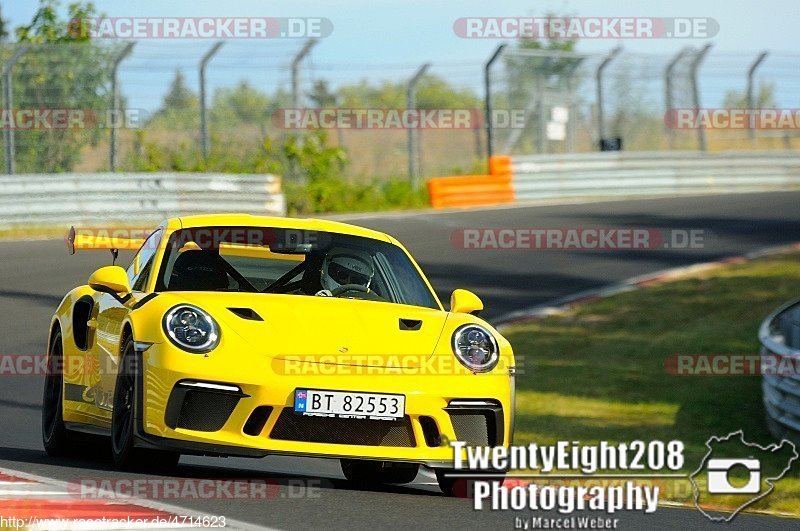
127;128;429;215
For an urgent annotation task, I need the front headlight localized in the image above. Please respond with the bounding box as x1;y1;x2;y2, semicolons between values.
451;324;499;373
163;305;220;353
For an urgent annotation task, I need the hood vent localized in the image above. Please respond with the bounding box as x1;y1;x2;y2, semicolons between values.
228;307;264;321
399;318;422;331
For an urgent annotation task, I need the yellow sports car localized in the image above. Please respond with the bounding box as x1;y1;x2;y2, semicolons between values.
43;214;514;494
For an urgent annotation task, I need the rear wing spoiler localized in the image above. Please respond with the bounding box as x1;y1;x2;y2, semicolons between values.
66;226;145;255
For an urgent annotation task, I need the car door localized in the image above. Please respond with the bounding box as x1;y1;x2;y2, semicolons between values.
91;228;163;424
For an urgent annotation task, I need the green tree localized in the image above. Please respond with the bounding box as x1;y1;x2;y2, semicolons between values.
337;74;479;109
162;69;197;111
211;80;271;125
0;5;9;43
10;1;115;172
723;83;776;108
147;69;199;130
308;79;338;107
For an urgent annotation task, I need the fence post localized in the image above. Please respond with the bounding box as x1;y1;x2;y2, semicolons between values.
564;58;584;154
2;44;30;174
291;39;318;110
199;41;224;162
746;51;768;148
596;46;622;149
484;44;507;158
407;62;430;188
689;43;713;152
109;42;135;172
664;46;693;150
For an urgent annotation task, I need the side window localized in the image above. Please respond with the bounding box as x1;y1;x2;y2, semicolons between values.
127;229;163;292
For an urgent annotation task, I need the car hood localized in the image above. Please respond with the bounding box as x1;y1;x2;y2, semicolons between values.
173;292;449;367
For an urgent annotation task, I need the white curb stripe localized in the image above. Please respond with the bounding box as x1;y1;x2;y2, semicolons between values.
0;467;276;531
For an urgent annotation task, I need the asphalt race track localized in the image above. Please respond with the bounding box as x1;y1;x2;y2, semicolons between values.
1;191;799;529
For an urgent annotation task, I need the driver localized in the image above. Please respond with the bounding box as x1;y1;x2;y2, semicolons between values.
317;248;375;296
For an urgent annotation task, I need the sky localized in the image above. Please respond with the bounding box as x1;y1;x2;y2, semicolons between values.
6;0;799;59
3;1;799;111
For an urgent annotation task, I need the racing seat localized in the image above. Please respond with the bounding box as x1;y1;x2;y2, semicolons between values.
168;250;230;291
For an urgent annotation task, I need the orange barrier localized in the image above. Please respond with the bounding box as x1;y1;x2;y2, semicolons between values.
488;155;512;176
427;173;514;209
426;155;515;209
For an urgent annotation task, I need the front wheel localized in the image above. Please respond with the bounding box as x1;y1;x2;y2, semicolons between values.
111;336;179;472
340;459;419;486
42;329;73;456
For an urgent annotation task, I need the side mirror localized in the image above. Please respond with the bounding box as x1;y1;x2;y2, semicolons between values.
88;266;131;298
450;289;484;314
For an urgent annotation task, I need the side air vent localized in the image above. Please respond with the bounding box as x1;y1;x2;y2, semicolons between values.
399;318;422;331
228;308;264;321
72;296;94;351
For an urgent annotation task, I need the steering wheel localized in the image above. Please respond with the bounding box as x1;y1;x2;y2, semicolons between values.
328;284;386;302
330;284;370;296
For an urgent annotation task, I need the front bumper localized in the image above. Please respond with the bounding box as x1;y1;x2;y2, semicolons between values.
137;343;514;466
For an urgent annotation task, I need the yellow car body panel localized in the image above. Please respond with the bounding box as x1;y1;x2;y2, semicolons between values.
50;215;514;467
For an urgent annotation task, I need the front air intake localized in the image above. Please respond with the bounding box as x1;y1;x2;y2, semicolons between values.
165;381;246;432
445;399;504;446
270;408;416;447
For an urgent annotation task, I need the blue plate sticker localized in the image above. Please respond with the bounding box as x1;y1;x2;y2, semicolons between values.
294;389;308;412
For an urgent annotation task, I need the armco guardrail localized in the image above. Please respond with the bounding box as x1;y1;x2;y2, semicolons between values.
0;172;285;227
511;151;800;201
427;151;800;209
760;298;800;443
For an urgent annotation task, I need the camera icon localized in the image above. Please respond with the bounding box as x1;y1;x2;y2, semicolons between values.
707;458;761;494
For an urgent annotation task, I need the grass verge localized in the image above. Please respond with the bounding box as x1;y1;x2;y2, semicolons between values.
503;251;800;516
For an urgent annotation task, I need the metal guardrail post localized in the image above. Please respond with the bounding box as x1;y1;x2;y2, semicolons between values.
746;51;769;148
2;44;30;175
596;46;622;149
407;62;430;188
199;41;224;162
109;42;135;172
689;44;713;152
291;39;318;110
564;58;584;154
484;44;507;159
664;46;693;151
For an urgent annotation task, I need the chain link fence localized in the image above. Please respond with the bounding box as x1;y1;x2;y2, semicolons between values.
1;41;799;179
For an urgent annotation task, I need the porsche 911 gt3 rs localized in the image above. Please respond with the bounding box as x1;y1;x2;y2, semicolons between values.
42;214;514;494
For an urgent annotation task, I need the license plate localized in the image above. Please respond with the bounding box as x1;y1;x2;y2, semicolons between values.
294;388;405;420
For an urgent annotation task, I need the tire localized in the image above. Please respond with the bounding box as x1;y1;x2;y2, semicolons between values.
435;469;506;497
42;329;73;456
111;336;179;472
340;459;419;486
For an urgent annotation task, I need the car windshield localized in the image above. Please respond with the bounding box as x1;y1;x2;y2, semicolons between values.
155;226;440;309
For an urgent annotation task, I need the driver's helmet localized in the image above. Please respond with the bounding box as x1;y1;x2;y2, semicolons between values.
320;248;375;292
